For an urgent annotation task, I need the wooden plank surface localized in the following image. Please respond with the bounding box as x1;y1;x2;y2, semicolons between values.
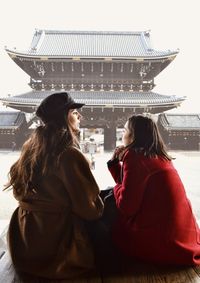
1;250;200;283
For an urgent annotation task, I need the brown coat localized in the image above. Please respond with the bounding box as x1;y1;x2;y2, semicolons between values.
7;146;104;279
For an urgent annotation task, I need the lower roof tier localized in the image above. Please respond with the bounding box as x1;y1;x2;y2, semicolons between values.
0;90;186;114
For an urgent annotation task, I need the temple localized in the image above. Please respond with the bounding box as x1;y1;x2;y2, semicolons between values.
0;30;187;149
0;111;28;149
158;113;200;150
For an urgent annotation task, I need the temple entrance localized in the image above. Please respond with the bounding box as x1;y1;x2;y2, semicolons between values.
80;127;118;152
80;128;104;153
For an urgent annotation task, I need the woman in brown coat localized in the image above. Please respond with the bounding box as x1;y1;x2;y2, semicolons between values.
5;92;104;280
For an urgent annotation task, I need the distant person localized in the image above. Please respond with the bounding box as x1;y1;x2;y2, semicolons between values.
107;114;200;265
91;155;95;170
5;92;104;280
11;141;16;151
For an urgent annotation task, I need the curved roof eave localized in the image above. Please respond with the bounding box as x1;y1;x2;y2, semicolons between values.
5;48;179;61
0;98;186;108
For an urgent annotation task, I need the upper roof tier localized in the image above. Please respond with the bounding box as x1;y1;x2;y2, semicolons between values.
5;29;178;59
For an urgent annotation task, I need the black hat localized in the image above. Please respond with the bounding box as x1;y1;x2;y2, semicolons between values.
36;92;85;124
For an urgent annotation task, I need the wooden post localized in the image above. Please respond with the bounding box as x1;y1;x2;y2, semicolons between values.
104;124;116;151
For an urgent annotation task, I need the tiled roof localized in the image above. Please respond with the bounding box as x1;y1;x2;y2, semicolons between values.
6;30;178;58
0;111;26;129
0;90;185;107
160;114;200;130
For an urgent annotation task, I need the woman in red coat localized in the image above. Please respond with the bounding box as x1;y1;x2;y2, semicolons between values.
108;114;200;266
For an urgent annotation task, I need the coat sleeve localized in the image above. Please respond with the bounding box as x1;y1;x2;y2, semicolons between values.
113;151;149;217
57;147;104;220
107;158;122;184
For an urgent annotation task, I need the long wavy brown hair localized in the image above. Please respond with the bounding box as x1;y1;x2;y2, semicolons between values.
4;114;79;196
127;114;173;161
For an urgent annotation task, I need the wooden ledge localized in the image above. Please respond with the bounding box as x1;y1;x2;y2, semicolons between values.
1;250;200;283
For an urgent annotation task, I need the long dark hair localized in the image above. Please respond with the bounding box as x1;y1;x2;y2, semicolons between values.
127;114;172;160
4;113;79;195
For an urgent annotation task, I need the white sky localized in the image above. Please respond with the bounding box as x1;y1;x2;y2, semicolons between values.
0;0;199;113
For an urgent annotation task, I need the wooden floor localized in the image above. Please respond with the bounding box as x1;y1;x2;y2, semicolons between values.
1;248;200;283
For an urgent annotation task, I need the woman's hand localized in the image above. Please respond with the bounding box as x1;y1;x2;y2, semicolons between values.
111;145;126;161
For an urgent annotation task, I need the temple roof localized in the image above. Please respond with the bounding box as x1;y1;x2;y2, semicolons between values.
159;113;200;130
0;111;26;129
0;90;185;110
5;30;178;59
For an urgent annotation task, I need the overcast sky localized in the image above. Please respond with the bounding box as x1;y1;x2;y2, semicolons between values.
1;0;199;113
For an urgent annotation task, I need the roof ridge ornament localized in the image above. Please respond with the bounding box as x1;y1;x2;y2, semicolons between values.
31;30;45;52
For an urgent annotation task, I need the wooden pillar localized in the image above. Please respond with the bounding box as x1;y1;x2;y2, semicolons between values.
104;124;116;151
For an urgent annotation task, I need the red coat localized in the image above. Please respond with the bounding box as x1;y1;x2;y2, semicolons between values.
108;149;200;265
